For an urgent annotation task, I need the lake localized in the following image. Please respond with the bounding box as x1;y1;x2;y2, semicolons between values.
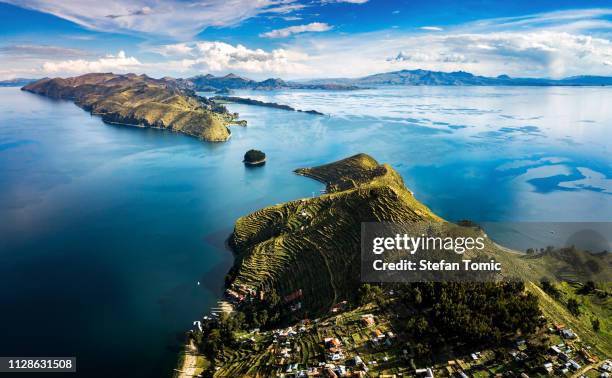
0;85;610;376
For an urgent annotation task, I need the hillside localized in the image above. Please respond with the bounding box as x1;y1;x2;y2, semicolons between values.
305;69;612;86
226;154;609;318
22;73;236;142
186;154;610;377
227;154;442;316
187;73;360;91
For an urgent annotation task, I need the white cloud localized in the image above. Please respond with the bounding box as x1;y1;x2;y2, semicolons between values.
278;26;612;79
260;22;332;38
42;50;142;75
152;41;311;75
3;0;307;39
3;6;612;80
420;26;443;31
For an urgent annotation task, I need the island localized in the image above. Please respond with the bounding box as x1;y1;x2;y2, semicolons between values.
22;73;239;142
243;149;266;166
178;154;611;377
212;96;325;115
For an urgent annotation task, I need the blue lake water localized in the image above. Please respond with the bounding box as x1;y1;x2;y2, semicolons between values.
0;86;610;376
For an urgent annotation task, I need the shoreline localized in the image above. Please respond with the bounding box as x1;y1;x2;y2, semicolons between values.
212;95;325;115
243;158;266;166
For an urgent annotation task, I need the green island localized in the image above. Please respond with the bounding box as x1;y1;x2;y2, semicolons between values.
175;154;610;378
22;73;240;142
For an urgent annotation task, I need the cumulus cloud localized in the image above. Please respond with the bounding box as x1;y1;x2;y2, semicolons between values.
42;50;142;75
420;26;443;31
3;0;308;38
260;22;332;38
152;41;311;75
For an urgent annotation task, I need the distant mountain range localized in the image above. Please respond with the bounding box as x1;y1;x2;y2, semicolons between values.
304;69;612;87
6;69;612;90
185;73;360;91
0;78;37;87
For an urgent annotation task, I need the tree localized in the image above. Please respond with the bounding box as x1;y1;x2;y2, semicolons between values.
358;284;383;305
567;298;581;316
581;281;596;294
413;287;422;305
540;279;560;299
591;317;601;332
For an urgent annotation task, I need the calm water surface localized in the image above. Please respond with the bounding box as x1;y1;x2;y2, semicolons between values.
0;86;610;376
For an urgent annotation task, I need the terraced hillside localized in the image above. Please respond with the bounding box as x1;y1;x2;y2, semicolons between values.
228;154;442;316
227;154;611;318
22;73;236;142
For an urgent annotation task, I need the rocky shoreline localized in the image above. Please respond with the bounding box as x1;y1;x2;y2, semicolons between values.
23;73;238;142
212;96;325;115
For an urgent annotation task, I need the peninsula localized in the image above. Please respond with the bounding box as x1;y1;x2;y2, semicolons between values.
212;96;325;115
22;73;238;142
181;154;611;377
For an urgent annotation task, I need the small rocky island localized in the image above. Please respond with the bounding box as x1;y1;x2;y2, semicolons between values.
243;149;266;166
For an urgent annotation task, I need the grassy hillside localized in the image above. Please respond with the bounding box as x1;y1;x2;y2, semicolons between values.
228;154;442;316
227;154;610;318
190;154;610;376
22;73;236;142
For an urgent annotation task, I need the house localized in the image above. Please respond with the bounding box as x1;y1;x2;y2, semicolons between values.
543;362;553;374
569;360;581;371
361;314;375;327
325;338;342;349
415;368;434;378
561;329;576;339
335;365;346;376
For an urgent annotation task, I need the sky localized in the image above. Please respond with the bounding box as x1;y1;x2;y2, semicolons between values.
1;0;612;80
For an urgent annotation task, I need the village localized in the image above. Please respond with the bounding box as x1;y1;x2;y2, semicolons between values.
190;281;610;378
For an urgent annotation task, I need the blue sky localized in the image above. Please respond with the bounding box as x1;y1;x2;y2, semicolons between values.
1;0;612;79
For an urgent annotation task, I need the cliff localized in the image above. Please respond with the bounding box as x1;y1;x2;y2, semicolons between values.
22;73;235;142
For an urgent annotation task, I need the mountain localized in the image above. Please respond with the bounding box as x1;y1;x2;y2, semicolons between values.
305;69;612;86
186;154;611;376
22;73;238;142
186;73;360;91
0;78;37;87
225;154;608;319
